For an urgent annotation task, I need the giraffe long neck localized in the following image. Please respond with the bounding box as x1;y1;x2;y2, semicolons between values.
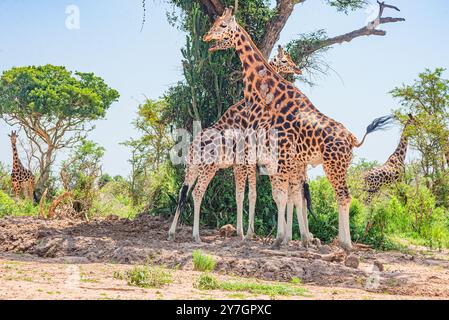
387;127;409;166
234;28;295;107
11;142;24;170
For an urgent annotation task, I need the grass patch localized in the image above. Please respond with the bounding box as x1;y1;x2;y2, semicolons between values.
192;250;216;272
220;280;306;297
195;273;219;290
194;274;307;297
119;265;172;289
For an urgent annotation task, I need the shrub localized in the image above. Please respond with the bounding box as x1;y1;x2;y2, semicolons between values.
0;190;38;218
125;265;172;288
192;250;216;272
196;273;219;290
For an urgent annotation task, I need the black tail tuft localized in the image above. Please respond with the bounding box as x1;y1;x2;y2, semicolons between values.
177;185;189;214
366;115;394;135
303;182;317;222
33;191;39;204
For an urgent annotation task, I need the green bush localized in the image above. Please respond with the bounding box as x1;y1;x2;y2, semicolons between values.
192;250;216;272
0;190;39;218
124;265;172;288
196;273;219;290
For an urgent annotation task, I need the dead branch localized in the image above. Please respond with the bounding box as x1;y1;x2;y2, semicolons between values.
47;191;72;219
306;1;405;55
39;188;48;219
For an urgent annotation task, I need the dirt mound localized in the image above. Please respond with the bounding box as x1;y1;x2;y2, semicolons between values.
1;214;449;297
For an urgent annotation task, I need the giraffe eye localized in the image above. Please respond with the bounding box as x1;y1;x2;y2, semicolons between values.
220;23;228;28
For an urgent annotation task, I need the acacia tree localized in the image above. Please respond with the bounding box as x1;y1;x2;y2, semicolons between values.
0;65;119;196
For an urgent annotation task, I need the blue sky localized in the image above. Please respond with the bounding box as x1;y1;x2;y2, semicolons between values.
0;0;448;178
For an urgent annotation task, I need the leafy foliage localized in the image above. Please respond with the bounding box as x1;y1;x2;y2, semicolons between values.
0;65;119;193
391;68;449;207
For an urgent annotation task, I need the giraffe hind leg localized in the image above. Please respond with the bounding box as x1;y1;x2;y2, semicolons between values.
245;165;257;240
233;165;246;240
191;166;217;244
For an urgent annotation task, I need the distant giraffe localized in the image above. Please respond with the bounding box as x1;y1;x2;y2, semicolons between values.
9;131;35;201
363;114;415;204
203;7;393;250
168;45;302;242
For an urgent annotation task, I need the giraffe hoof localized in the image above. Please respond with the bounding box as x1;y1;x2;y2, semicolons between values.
167;233;175;241
244;233;254;241
194;236;202;244
340;242;353;252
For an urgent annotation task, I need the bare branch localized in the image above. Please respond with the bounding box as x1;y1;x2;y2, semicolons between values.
259;0;306;58
303;1;405;55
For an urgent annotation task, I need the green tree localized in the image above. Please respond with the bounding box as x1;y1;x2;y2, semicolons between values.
0;65;119;195
63;139;105;215
391;68;449;207
123;99;174;207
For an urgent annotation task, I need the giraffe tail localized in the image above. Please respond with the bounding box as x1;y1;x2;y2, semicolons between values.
33;191;39;204
303;182;317;222
174;164;198;218
352;115;394;148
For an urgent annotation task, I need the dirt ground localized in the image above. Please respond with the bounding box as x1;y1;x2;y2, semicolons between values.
1;214;449;300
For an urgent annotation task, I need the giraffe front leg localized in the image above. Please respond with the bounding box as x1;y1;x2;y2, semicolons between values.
284;185;294;245
12;180;20;201
245;165;257;240
301;190;320;246
233;165;246;240
293;186;313;247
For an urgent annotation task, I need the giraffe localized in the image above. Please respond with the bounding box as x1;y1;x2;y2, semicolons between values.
363;114;415;204
168;44;302;243
8;131;36;202
203;7;393;250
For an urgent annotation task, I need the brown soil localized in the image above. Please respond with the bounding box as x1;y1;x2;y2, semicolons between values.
1;214;449;300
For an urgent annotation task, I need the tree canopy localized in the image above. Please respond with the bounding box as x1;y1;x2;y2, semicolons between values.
0;64;119;194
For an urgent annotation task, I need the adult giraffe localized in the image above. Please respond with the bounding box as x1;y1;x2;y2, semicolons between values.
8;131;36;202
203;7;393;250
168;45;302;242
363;114;415;204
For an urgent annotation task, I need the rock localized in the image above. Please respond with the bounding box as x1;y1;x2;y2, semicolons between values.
345;254;360;269
374;260;384;272
219;224;236;238
319;245;332;255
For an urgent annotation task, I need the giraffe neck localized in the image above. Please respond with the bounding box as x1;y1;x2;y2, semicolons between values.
233;28;302;108
11;142;24;170
387;128;409;165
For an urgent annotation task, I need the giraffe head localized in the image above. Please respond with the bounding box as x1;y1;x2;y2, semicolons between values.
203;7;238;52
270;45;302;75
8;130;18;145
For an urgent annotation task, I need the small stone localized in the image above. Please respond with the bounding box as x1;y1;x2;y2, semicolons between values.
219;224;236;238
374;260;384;272
345;254;360;269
